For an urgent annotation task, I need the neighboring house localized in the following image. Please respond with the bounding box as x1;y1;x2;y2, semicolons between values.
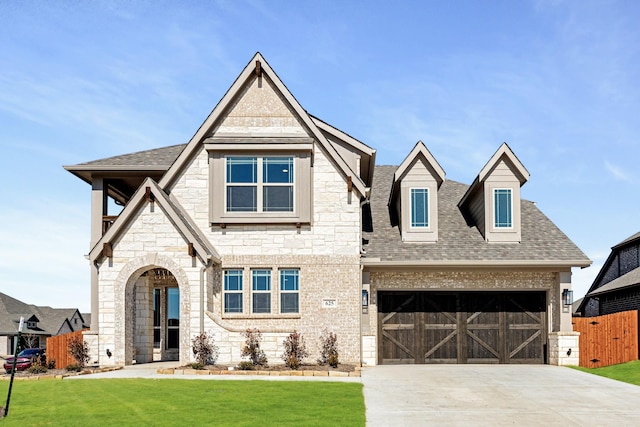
64;53;590;367
0;292;86;355
577;231;640;317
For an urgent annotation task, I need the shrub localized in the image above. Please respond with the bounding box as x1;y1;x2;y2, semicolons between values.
68;336;90;368
47;358;57;369
241;328;268;366
281;331;309;369
237;361;255;371
318;329;339;368
27;360;48;374
65;364;82;372
187;362;205;370
191;332;219;365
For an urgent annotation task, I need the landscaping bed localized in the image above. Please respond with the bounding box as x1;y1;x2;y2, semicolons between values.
164;363;360;377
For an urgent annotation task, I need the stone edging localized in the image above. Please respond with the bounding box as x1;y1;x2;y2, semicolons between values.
157;368;361;377
0;366;123;381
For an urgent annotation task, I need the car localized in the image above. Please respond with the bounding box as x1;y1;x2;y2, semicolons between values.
3;348;46;373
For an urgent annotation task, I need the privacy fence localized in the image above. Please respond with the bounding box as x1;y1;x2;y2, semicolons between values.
45;329;85;369
572;310;639;368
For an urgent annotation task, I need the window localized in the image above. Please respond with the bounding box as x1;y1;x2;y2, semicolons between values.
153;288;161;348
280;270;299;313
494;189;512;228
224;270;243;313
252;270;271;313
410;188;429;228
226;156;294;213
166;287;180;349
27;321;37;329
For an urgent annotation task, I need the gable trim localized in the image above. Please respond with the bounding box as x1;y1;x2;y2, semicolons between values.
158;52;368;197
89;178;221;264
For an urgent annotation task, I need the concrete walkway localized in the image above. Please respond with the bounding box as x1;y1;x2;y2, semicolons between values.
361;364;640;427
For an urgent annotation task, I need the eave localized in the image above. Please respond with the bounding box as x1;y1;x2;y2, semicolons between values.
361;258;592;270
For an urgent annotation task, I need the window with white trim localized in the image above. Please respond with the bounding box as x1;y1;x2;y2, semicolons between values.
252;269;271;313
223;270;243;313
410;188;429;228
280;269;299;313
226;156;294;213
494;188;512;228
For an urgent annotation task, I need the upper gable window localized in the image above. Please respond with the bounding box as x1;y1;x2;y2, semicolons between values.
410;188;429;228
494;189;512;228
226;156;294;213
210;150;311;225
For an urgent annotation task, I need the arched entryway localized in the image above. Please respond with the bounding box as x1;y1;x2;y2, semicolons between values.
118;255;190;365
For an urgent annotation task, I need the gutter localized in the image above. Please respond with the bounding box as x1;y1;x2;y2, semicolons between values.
361;258;593;269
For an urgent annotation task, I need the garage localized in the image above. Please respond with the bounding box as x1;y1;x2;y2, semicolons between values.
378;291;547;364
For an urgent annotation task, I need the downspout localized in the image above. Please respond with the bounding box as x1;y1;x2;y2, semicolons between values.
200;256;214;333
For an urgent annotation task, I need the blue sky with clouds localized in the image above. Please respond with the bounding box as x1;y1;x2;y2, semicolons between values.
1;0;638;312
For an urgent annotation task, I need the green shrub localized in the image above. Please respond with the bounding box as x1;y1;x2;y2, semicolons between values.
47;358;57;369
237;361;255;370
187;362;205;370
27;364;48;374
66;364;82;372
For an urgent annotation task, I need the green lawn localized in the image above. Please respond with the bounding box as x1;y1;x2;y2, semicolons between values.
0;379;365;426
570;360;640;386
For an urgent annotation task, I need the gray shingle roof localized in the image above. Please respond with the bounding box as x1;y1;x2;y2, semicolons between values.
0;292;84;336
363;165;590;264
73;144;186;167
588;266;640;296
613;231;640;249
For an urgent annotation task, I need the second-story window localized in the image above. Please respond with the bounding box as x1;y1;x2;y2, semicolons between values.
494;188;513;228
226;156;294;213
410;188;429;228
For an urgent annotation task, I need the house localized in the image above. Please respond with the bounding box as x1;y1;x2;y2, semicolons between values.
64;52;590;367
576;231;640;317
0;292;87;355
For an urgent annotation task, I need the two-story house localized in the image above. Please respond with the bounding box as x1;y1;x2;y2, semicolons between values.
576;231;640;317
65;53;590;367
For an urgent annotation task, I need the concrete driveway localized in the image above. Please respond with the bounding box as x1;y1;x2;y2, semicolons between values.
361;364;640;427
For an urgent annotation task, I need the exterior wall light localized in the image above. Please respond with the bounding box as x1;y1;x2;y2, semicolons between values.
362;290;369;314
562;289;573;307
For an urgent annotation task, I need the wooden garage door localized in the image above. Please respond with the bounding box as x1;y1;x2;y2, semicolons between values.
379;292;546;364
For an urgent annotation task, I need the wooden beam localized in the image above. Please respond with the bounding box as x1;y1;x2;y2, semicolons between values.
255;60;262;77
347;176;353;192
188;242;196;258
145;186;154;202
103;242;113;258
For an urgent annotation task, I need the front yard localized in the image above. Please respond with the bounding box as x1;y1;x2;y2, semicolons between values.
0;379;365;426
571;360;640;386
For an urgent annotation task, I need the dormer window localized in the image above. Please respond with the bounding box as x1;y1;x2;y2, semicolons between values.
226;156;294;213
410;188;429;228
27;320;37;329
494;189;512;228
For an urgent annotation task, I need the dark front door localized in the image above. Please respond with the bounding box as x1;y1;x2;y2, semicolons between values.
379;291;546;364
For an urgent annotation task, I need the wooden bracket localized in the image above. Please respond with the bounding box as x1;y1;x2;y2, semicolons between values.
220;223;226;229
103;242;113;258
347;176;353;192
295;222;301;229
145;187;154;202
188;242;196;258
255;60;262;77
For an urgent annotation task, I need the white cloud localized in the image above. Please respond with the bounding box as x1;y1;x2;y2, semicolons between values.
604;161;633;182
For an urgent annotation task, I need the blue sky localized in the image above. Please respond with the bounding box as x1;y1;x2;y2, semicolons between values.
1;0;638;312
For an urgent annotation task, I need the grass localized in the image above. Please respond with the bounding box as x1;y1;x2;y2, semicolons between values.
0;379;365;426
570;360;640;386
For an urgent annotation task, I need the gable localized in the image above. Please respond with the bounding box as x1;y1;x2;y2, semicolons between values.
211;73;308;138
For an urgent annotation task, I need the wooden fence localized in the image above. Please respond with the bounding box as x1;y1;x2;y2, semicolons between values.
572;310;639;368
45;330;85;369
